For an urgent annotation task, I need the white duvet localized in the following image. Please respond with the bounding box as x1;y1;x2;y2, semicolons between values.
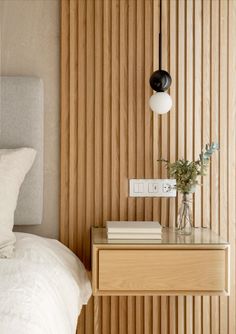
0;233;92;334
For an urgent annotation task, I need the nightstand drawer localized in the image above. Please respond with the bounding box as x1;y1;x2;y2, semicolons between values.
98;249;226;293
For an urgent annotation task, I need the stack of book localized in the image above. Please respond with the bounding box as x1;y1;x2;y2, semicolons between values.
106;221;162;240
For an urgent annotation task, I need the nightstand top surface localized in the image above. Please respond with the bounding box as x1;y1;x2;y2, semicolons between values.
92;227;229;245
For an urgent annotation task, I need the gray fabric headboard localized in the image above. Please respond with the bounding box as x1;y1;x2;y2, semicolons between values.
0;76;43;225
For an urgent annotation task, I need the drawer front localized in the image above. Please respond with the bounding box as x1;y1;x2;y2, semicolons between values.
98;249;226;292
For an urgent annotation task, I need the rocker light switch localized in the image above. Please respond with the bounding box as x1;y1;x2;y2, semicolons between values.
129;179;176;197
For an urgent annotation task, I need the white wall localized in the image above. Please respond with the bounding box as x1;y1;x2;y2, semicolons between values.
0;0;60;239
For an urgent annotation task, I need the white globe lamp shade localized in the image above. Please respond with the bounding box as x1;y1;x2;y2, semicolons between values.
149;92;172;114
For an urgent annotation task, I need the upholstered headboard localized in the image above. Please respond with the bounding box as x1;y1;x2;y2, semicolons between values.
0;76;43;225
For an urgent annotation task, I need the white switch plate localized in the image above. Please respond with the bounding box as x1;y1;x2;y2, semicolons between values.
129;179;176;197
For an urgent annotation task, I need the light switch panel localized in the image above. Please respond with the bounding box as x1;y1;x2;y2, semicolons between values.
129;179;176;197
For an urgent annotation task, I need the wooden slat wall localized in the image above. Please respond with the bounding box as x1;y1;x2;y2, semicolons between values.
60;0;236;333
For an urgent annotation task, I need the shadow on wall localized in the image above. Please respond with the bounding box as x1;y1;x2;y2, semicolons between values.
0;0;60;239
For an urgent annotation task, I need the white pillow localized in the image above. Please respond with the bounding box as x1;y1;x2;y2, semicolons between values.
0;148;36;258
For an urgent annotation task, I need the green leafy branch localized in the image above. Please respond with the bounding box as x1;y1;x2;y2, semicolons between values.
159;143;219;194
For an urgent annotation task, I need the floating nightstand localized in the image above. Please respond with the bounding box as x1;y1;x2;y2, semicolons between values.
92;227;229;296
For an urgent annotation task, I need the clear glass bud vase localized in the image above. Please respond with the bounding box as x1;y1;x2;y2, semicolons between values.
177;193;193;235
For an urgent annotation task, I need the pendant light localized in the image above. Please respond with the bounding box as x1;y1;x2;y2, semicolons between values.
149;0;172;114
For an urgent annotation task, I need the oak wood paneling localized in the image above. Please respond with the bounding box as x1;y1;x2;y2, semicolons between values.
98;249;227;292
60;0;236;332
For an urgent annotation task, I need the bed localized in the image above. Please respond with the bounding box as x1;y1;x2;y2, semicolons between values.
0;233;91;334
0;77;92;333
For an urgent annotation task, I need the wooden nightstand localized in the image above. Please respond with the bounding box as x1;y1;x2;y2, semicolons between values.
92;227;230;296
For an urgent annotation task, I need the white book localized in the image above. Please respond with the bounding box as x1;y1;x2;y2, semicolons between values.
107;232;162;240
106;221;162;234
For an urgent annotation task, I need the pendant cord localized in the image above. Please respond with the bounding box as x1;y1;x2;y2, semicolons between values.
159;0;162;70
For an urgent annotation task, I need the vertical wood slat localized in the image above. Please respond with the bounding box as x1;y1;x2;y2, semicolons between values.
68;0;78;254
111;0;120;223
102;0;111;228
169;3;177;331
84;2;95;332
193;0;202;229
202;1;211;334
60;1;236;333
193;1;202;332
60;0;70;247
160;0;169;332
77;0;86;262
152;0;161;227
219;1;229;334
119;1;128;332
144;0;153;222
136;1;145;333
228;2;236;334
160;0;169;229
177;1;185;333
169;0;177;228
107;5;119;324
127;1;137;332
185;2;194;333
136;0;145;222
127;0;136;223
76;1;87;330
94;0;103;229
85;0;95;269
110;1;120;333
210;1;220;333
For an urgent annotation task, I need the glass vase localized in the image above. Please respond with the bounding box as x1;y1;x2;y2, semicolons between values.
177;193;193;235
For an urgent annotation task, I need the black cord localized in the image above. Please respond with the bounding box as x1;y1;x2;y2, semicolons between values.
150;0;172;93
159;0;162;70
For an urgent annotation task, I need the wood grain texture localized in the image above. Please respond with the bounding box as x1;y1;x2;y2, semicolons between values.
60;0;236;332
98;249;227;293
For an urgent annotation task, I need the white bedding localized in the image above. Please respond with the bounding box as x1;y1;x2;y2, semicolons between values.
0;233;92;334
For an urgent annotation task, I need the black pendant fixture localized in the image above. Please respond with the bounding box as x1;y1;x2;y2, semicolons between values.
149;0;172;114
149;69;172;92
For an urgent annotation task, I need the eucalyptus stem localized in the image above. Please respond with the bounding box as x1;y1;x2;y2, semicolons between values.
158;143;219;194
